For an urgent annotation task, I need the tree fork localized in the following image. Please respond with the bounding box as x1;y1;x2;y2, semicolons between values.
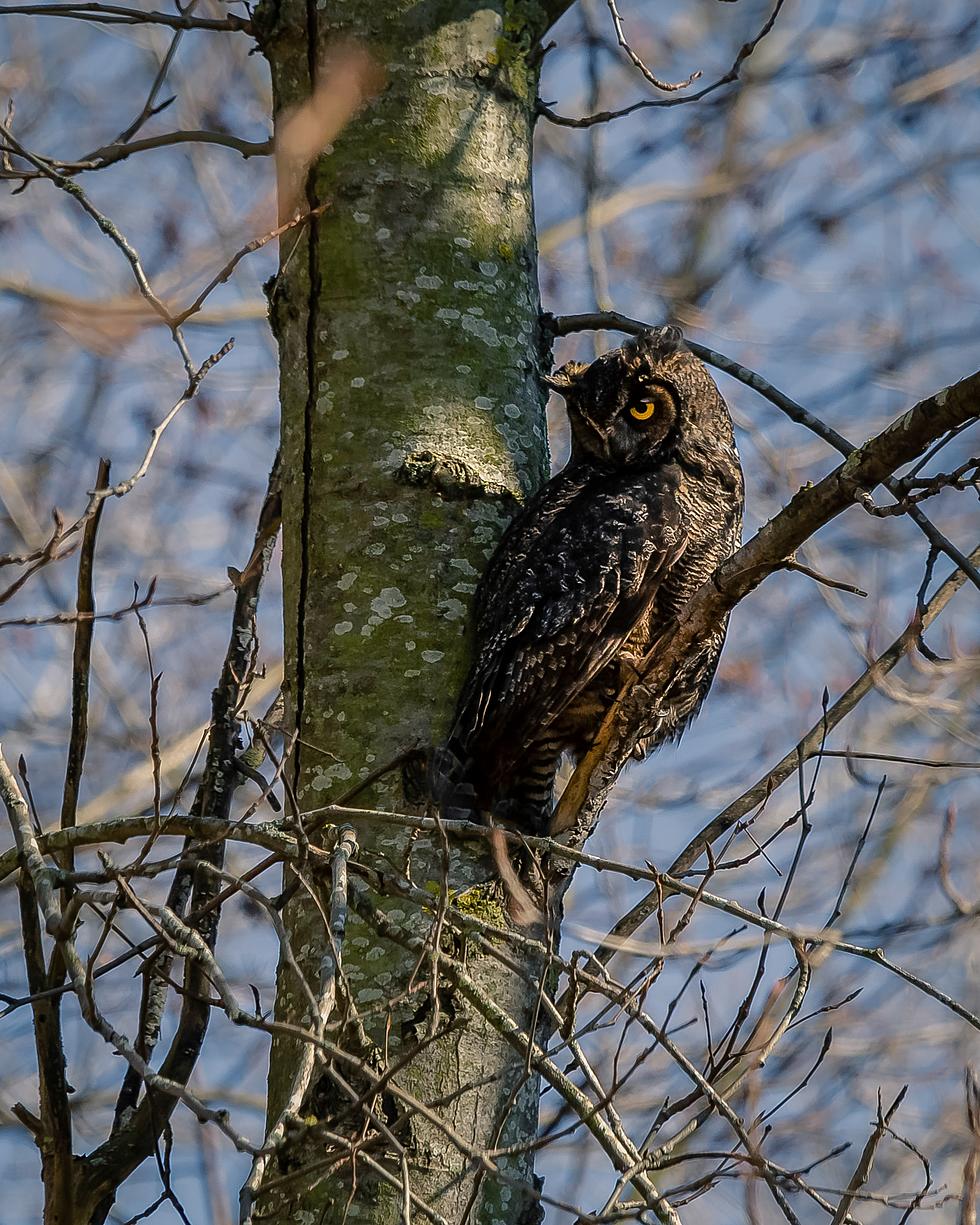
257;0;553;1220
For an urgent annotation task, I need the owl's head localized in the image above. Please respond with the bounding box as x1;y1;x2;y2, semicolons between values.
546;326;733;470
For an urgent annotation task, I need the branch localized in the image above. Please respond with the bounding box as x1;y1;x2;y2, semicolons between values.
547;360;980;842
15;876;75;1220
604;0;702;93
239;826;358;1223
0;277;268;327
0;130;272;180
0;338;232;608
541;0;787;125
0;115;198;378
548;311;980;593
58;458;110;854
347;877;684;1225
0;3;252;32
72;454;282;1221
831;1089;908;1225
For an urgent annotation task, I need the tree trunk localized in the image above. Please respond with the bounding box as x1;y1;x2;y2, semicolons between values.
257;1;552;1220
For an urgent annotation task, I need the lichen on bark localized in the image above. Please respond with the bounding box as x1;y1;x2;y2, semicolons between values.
257;0;553;1219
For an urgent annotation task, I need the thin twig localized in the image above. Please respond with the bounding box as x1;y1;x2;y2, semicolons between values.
604;0;702;92
239;826;359;1222
831;1088;908;1225
0;3;251;32
541;0;786;126
547;311;980;595
0;116;196;378
59;457;110;859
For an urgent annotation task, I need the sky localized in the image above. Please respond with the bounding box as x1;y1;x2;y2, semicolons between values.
1;0;978;1220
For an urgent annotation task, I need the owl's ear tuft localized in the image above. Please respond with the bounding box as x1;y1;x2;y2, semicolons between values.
626;326;685;374
543;360;589;394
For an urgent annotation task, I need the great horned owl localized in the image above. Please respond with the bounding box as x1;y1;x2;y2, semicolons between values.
434;326;744;835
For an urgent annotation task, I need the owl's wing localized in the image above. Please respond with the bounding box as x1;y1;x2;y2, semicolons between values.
473;464;592;640
451;476;687;780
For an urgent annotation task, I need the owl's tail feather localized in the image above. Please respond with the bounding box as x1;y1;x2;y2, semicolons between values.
428;740;481;822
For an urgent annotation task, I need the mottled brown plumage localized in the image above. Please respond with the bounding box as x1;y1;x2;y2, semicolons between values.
434;326;744;834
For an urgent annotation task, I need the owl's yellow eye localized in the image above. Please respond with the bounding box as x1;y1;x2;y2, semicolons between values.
630;401;657;421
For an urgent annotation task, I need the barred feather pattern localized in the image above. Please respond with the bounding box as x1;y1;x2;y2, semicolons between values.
433;327;744;835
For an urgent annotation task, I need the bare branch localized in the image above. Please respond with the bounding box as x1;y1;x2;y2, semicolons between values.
0;3;251;33
549;363;980;840
542;0;787;125
831;1088;908;1225
548;311;980;593
603;0;702;93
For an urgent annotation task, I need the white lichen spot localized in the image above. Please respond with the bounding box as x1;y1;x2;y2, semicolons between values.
466;306;485;317
395;613;414;623
333;621;353;635
453;236;472;248
311;762;353;790
373;516;390;527
456;364;471;374
376;227;391;240
404;669;421;678
405;640;416;651
370;587;406;618
421;650;445;664
337;571;358;590
416;274;444;289
450;557;479;576
396;289;421;304
474;396;493;410
360;624;374;637
356;988;384;1003
453;581;478;594
504;403;521;419
461;315;501;347
332;349;349;360
437;597;467;621
365;542;385;556
351;377;365;388
353;211;370;223
391;511;408;523
436;307;461;320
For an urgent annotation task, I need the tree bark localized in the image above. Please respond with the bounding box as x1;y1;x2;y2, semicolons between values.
257;1;552;1220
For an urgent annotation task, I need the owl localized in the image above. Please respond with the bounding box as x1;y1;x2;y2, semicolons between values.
433;326;744;836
